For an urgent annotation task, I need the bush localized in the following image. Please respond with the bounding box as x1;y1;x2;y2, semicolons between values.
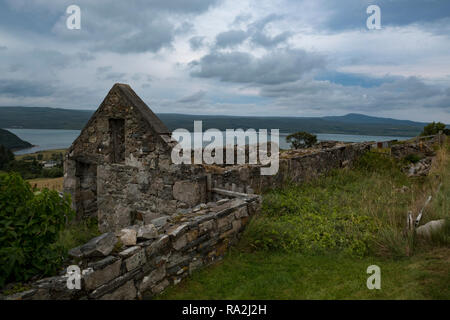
4;159;43;179
0;173;74;286
42;167;64;178
286;131;317;149
0;145;14;170
420;122;446;136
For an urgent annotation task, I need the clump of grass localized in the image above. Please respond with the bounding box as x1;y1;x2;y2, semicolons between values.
56;217;101;252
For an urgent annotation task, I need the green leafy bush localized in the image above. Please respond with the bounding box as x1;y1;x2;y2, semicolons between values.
0;172;74;286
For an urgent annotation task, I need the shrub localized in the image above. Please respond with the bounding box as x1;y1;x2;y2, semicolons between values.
0;172;74;286
286;131;317;149
420;122;446;136
42;167;64;178
0;145;14;170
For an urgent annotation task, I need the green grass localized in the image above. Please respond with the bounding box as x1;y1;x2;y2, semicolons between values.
56;217;101;253
158;141;450;300
158;248;449;300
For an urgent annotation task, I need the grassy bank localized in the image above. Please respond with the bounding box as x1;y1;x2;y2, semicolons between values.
158;141;450;300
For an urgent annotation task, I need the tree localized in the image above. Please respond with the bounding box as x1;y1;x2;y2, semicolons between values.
286;131;318;149
0;144;14;170
420;122;446;136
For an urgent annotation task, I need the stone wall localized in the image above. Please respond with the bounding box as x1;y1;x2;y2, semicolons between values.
207;142;372;194
5;194;260;300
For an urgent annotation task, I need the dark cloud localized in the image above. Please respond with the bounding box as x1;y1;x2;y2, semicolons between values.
177;90;206;103
190;49;325;85
259;76;450;113
307;0;450;32
0;79;57;97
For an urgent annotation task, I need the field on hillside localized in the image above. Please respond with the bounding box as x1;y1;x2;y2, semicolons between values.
158;141;450;300
27;177;63;191
16;149;66;161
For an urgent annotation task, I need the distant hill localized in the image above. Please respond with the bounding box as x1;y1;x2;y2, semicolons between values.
0;128;33;150
0;106;437;137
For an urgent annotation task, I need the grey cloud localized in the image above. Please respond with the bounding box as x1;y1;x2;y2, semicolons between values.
213;14;292;49
0;79;57;97
190;49;325;85
302;0;450;33
259;76;450;113
0;45;7;50
177;90;207;103
251;31;292;48
189;36;206;50
215;30;248;48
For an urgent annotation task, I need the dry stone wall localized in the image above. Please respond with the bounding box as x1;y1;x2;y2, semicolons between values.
5;195;260;300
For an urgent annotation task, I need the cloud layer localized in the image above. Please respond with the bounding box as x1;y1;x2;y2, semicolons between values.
0;0;449;122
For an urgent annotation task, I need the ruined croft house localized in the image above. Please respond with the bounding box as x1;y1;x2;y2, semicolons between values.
64;83;209;232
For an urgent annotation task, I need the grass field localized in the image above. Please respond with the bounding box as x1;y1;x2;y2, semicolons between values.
15;148;66;161
27;177;63;191
158;141;450;300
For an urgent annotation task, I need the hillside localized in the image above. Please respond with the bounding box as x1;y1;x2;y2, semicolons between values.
0;106;436;137
0;128;32;150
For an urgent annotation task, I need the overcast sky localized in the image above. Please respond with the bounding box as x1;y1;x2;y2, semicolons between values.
0;0;449;122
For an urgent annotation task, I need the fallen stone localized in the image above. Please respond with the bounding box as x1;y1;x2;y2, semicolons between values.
69;232;117;258
416;219;446;237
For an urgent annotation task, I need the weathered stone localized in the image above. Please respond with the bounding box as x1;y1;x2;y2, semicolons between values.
150;215;169;228
140;266;166;293
172;234;188;251
145;235;170;257
416;219;446;237
125;248;147;271
69;232;117;258
152;279;169;295
88;255;118;270
99;280;136;300
173;180;206;207
6;289;37;300
137;224;158;240
120;228;137;246
119;246;140;258
84;259;122;290
199;220;215;234
167;223;188;238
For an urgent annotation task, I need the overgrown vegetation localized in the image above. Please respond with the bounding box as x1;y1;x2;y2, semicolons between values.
0;148;64;180
0;172;74;287
159;138;450;300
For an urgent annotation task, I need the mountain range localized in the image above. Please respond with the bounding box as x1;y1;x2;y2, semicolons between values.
0;106;440;137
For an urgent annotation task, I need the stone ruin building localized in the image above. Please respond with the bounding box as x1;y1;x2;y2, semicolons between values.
6;83;441;300
63;83;212;232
